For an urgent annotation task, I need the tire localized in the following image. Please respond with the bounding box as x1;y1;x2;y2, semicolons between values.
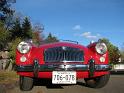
20;76;33;91
84;74;110;88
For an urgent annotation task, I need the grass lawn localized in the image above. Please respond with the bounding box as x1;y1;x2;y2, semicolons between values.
0;70;19;84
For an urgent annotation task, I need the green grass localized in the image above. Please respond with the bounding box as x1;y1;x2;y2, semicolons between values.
0;71;19;84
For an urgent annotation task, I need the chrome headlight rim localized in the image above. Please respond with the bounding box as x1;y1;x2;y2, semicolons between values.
95;42;107;55
17;41;31;54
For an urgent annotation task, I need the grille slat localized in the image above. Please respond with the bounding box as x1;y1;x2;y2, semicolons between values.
44;46;84;62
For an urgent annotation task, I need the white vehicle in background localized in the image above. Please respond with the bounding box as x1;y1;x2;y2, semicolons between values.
112;63;124;74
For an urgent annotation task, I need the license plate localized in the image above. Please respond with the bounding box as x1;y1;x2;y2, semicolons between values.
52;71;76;84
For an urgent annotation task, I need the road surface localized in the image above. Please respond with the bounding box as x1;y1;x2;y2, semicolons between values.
8;75;124;93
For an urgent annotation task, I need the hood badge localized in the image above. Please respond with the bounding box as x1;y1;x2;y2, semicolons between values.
62;46;66;50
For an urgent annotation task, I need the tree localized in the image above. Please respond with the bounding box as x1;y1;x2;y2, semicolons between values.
0;0;16;29
0;21;9;51
32;23;44;45
10;17;33;40
120;51;124;63
22;17;33;40
44;33;59;44
120;43;124;63
10;18;22;40
99;38;121;64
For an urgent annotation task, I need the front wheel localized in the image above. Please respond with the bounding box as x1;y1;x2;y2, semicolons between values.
84;74;110;88
20;76;33;91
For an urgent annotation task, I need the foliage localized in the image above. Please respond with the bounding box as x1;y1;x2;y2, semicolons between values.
0;0;16;29
0;0;14;18
32;31;42;45
0;21;9;50
22;17;33;40
9;38;22;63
120;45;124;63
10;17;33;40
99;38;121;64
10;18;22;40
44;33;59;44
32;23;44;45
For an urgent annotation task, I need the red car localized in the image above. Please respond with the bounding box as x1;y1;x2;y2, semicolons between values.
16;40;111;91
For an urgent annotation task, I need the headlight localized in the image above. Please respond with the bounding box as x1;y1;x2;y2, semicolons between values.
95;43;107;54
17;41;31;54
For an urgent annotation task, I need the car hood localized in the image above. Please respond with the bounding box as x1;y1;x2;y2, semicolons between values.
39;42;87;50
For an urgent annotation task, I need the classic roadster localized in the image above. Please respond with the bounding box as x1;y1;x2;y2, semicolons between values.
16;40;111;91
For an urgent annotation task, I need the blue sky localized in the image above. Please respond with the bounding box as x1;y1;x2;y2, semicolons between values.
14;0;124;49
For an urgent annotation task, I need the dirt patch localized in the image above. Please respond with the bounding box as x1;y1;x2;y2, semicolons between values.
0;81;19;93
0;71;19;93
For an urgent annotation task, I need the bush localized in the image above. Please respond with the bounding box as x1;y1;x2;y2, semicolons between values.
8;38;22;69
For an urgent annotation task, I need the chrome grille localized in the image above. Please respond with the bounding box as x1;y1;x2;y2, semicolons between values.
44;46;84;62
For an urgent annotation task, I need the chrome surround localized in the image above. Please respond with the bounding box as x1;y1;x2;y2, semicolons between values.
95;43;107;55
17;41;31;54
44;46;84;62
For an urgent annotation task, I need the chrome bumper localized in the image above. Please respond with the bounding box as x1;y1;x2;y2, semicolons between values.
16;64;111;72
16;59;111;77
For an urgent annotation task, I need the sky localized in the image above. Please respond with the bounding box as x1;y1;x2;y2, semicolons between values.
14;0;124;49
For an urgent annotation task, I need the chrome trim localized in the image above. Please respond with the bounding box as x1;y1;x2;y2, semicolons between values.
62;61;83;62
16;64;111;72
59;64;88;69
43;64;89;71
95;65;111;71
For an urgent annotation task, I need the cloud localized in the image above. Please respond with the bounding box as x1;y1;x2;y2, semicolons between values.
80;32;100;40
72;25;81;31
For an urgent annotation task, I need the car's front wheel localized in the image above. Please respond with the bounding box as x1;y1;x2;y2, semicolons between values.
84;74;110;88
20;76;33;91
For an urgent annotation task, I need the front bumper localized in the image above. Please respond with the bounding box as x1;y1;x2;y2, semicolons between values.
16;59;111;78
16;64;111;72
16;64;111;78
